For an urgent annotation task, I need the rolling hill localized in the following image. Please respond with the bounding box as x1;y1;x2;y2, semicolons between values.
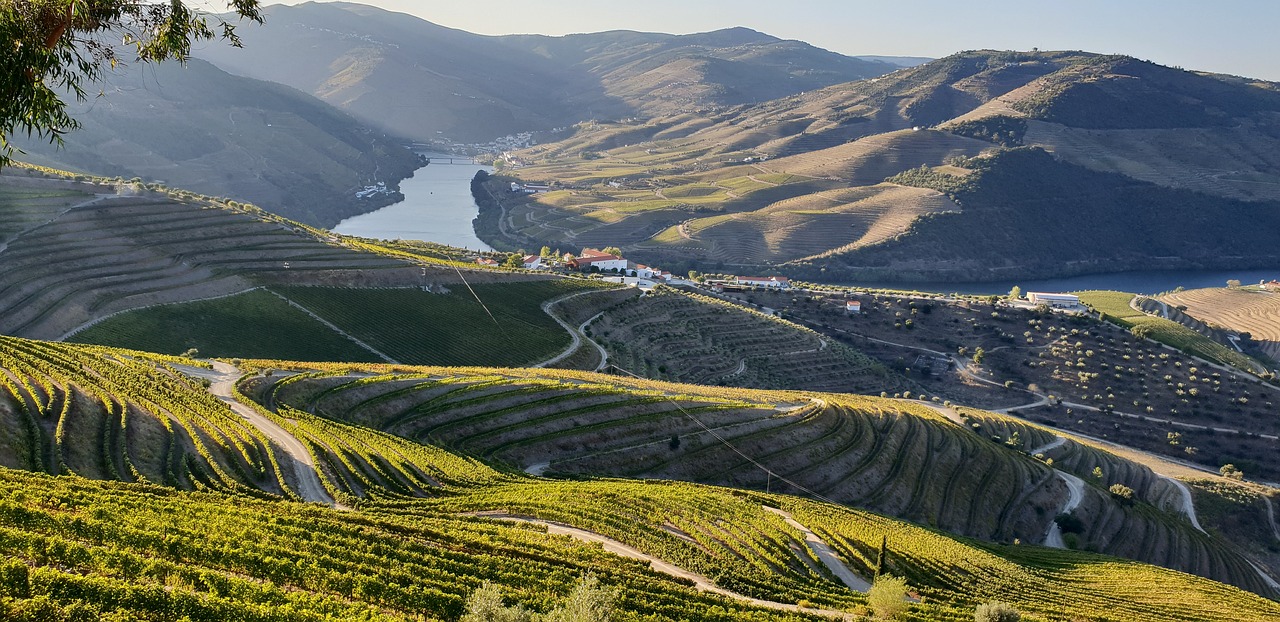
491;50;1280;281
196;2;901;143
9;58;422;229
0;334;1277;620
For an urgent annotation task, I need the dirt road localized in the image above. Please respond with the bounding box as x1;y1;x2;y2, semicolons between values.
188;362;336;506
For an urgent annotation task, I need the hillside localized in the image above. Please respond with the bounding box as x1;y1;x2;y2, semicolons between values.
0;336;1277;619
1159;287;1280;364
8;58;421;229
250;361;1279;596
0;168;600;366
491;50;1280;281
196;2;900;143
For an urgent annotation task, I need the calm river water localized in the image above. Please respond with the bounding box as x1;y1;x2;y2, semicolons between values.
333;154;493;251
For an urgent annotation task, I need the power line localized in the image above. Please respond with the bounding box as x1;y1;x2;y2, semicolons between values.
609;365;846;508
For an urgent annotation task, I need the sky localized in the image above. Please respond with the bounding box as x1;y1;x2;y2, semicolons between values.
251;0;1280;81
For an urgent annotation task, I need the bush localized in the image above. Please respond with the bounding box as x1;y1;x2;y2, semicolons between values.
975;601;1022;622
1109;483;1134;501
868;575;910;620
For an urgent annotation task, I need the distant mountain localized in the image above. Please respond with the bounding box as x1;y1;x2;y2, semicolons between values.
197;2;901;143
11;58;421;228
854;55;933;67
487;50;1280;281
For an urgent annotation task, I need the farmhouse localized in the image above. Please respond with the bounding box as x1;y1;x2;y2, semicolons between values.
1027;292;1081;308
846;300;862;314
735;276;792;289
569;248;629;272
1262;280;1280;292
476;258;500;267
522;255;544;270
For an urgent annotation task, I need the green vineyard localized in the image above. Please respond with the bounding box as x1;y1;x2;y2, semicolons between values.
586;288;903;393
250;362;1275;596
0;336;1276;620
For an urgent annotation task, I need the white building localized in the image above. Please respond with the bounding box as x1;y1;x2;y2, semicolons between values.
735;276;792;289
522;255;544;270
1027;292;1081;308
572;248;629;272
846;300;862;314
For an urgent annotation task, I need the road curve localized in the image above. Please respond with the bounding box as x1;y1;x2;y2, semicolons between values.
191;361;336;506
536;289;610;370
468;512;858;618
1043;471;1085;548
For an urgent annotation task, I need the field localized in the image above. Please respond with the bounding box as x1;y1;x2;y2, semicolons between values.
729;288;1280;481
69;289;382;362
1077;291;1264;372
0;336;1277;617
248;362;1280;596
584;288;904;393
70;281;607;367
1159;287;1280;363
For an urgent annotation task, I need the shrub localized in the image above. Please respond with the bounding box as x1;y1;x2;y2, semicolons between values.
868;575;910;620
975;601;1022;622
1109;484;1134;501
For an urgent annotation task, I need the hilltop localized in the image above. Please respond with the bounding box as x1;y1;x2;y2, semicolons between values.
489;50;1280;281
196;2;901;143
9;58;421;229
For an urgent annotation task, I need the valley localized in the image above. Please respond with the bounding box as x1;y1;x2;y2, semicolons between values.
3;3;1280;620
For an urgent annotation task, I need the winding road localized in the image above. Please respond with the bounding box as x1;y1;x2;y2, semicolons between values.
1043;472;1085;549
535;290;610;370
185;362;336;507
470;510;867;618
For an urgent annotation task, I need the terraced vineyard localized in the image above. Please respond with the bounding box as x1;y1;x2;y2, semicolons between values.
0;336;292;495
585;288;901;392
0;173;405;340
1160;287;1280;363
252;363;1279;596
0;337;1277;618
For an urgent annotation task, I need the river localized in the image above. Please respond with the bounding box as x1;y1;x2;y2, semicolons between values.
852;269;1280;296
333;153;493;250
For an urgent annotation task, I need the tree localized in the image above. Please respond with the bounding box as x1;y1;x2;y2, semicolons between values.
601;246;623;258
2;1;264;166
1220;464;1244;480
972;347;986;364
1109;483;1134;502
1008;286;1022;300
1092;466;1103;481
542;574;619;622
540;246;553;258
1130;324;1155;340
975;601;1021;622
1227;279;1242;288
461;582;532;622
867;575;910;620
875;534;887;577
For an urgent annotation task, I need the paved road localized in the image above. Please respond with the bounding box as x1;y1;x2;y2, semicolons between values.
188;362;336;506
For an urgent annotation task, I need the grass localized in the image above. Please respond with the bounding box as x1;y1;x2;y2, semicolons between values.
69;289;381;362
273;280;605;366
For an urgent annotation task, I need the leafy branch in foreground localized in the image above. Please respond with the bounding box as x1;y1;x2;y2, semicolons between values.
0;1;262;166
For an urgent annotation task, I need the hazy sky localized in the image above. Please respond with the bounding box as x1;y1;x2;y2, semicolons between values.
251;0;1280;81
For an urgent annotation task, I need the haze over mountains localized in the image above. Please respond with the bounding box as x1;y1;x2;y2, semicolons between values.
197;1;904;143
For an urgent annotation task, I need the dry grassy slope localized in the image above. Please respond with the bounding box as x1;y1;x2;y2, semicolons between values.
671;184;956;264
1160;288;1280;360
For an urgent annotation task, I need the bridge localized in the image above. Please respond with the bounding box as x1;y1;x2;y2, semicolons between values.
424;157;481;165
